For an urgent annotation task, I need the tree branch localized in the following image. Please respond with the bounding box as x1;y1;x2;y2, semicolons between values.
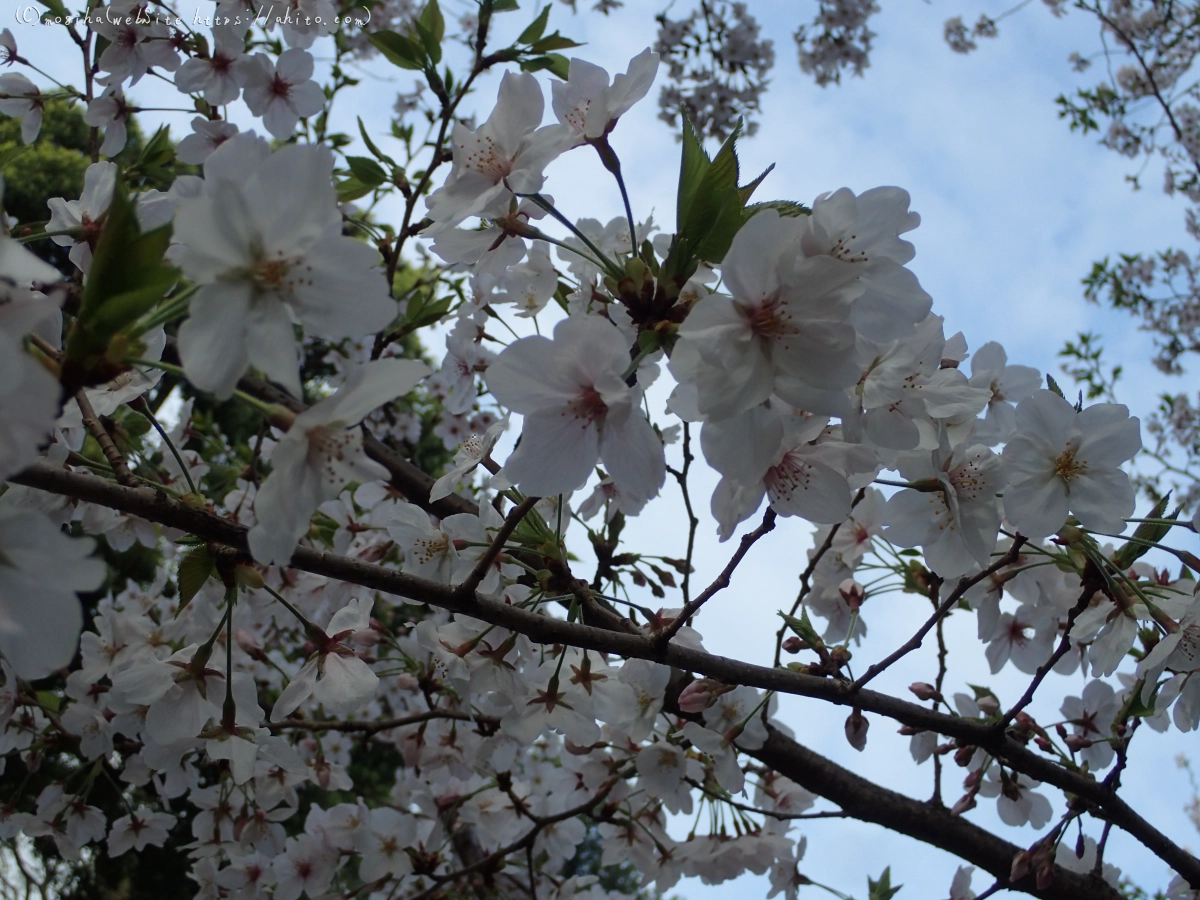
656;507;776;645
852;537;1026;692
10;462;1199;888
752;727;1122;900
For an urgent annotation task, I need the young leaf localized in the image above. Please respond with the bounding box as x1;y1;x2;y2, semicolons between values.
346;155;388;188
518;4;550;44
357;117;397;167
420;0;445;42
868;867;903;900
369;31;426;70
176;545;215;616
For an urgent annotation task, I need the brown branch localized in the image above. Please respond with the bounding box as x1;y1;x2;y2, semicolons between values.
852;537;1026;692
235;373;478;520
752;727;1122;900
656;507;776;645
269;709;490;736
10;462;1200;889
998;568;1102;729
73;390;136;486
455;496;539;599
773;488;866;667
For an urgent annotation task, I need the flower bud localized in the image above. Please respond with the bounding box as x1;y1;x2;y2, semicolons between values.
678;678;733;713
908;682;944;703
838;578;865;610
781;636;806;654
1010;850;1032;882
954;746;976;767
976;694;1000;716
234;564;264;589
963;768;982;789
350;628;382;648
950;793;976;816
1064;733;1093;752
844;709;868;751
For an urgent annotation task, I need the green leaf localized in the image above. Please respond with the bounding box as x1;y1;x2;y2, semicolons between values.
36;0;69;19
346;155;388;188
519;53;570;80
368;31;426;70
530;32;582;53
336;177;375;202
868;867;903;900
676;117;709;230
404;291;452;330
414;20;442;64
517;4;550;43
1113;494;1176;570
738;163;774;204
67;178;178;376
420;0;445;42
1046;373;1065;398
357;117;397;167
745;200;811;218
492;0;520;10
778;608;825;649
176;545;215;616
36;690;61;712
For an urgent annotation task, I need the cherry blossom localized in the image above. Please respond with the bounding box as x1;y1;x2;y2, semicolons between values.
1002;390;1141;538
270;598;380;721
240;49;326;139
0;73;43;144
0;508;105;679
425;72;569;232
485;314;666;501
552;48;660;143
882;439;1006;577
173;141;399;398
247;358;430;565
670;208;861;420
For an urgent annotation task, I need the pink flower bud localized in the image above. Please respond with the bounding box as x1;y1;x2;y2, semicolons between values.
350;628;381;647
908;682;943;703
678;678;731;713
838;578;865;610
844;709;868;751
1010;850;1032;882
976;695;1000;716
1064;733;1093;752
950;793;976;816
781;636;805;654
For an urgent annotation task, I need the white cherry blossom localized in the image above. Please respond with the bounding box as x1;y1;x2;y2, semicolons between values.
1002;390;1141;537
425;72;569;233
0;508;105;679
552;48;660;143
247;358;429;566
173;141;399;399
485;314;666;501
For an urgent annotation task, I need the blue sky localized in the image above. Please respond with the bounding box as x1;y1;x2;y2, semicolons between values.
15;0;1200;895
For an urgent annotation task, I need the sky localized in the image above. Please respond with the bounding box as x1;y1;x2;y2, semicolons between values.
13;0;1200;897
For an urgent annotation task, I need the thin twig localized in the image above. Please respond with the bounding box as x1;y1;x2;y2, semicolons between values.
656;508;777;645
73;389;136;486
455;495;539;598
852;538;1026;692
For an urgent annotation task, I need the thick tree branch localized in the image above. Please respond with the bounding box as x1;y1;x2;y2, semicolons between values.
10;462;1199;888
752;727;1122;900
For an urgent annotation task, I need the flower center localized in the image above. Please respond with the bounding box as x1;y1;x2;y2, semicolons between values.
746;297;796;339
567;386;608;423
1054;447;1086;482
